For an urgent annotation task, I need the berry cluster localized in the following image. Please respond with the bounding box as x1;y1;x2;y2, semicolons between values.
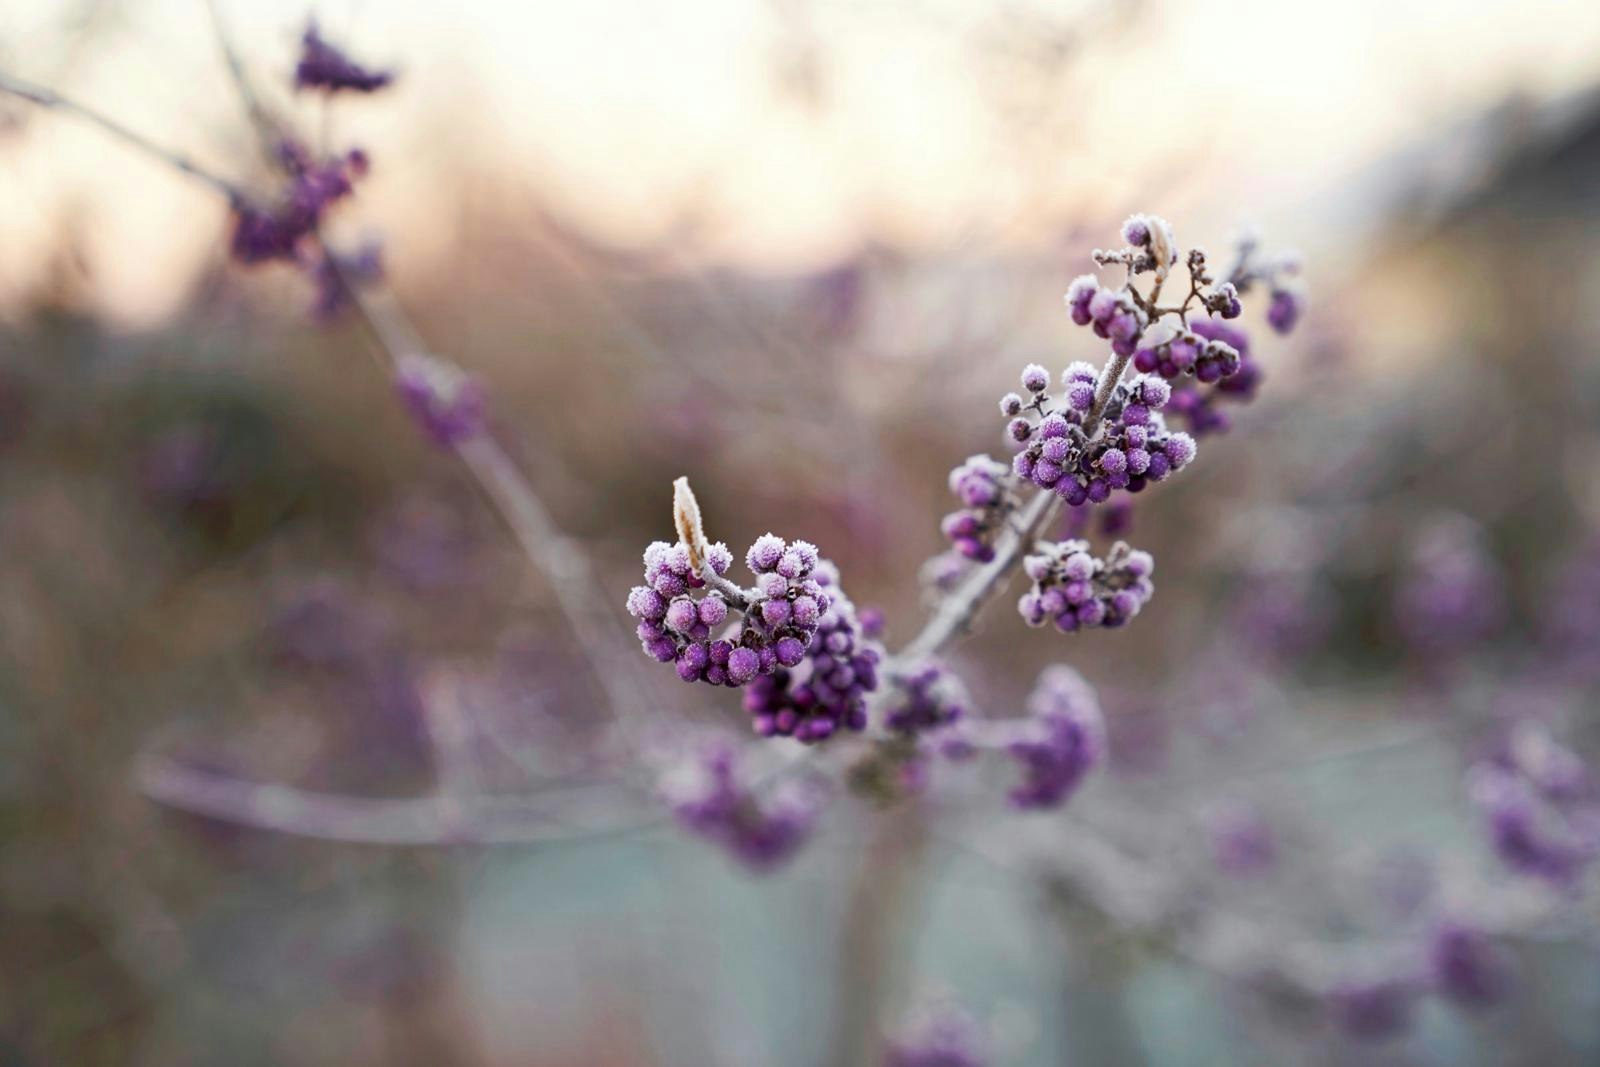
628;539;738;679
884;1001;990;1067
1132;326;1241;383
395;354;488;448
1065;275;1148;356
662;741;824;871
294;21;395;94
1325;916;1512;1041
1017;539;1155;632
738;533;830;669
1164;319;1262;436
941;454;1015;564
1467;721;1597;886
742;563;881;744
230;140;369;266
1008;366;1195;506
627;534;832;688
883;660;972;738
1069;218;1300;442
1006;665;1105;809
1395;515;1505;658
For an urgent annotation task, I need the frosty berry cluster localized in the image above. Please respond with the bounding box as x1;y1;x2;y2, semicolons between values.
628;535;825;687
1008;366;1195;506
883;660;972;738
1017;539;1155;632
661;741;825;871
940;454;1016;564
742;562;882;744
1005;665;1106;809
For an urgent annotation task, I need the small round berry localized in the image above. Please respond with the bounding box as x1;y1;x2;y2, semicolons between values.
665;597;699;633
1021;364;1050;393
727;647;760;684
775;636;806;667
1164;432;1197;468
627;586;667;621
1000;393;1024;417
761;598;792;627
698;595;728;627
791;595;820;627
746;534;786;572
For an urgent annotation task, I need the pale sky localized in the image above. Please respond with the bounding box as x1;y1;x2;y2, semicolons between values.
2;0;1599;323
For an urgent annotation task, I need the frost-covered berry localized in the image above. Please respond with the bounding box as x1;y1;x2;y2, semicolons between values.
1020;363;1050;393
1064;275;1098;325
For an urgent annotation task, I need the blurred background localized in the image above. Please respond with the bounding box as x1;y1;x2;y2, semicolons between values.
2;1;1600;1064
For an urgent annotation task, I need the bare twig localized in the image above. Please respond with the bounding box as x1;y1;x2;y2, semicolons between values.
0;67;242;200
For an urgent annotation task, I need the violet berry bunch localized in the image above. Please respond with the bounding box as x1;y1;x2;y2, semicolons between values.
1008;367;1195;505
628;534;829;688
883;660;972;739
662;740;826;871
625;480;877;744
1005;664;1106;809
1017;539;1154;632
941;454;1017;564
742;561;883;743
1065;216;1300;440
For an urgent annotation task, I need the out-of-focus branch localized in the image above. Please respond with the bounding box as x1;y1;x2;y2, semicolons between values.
0;67;241;199
136;750;657;846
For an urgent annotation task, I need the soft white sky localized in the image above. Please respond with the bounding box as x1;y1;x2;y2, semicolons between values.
2;0;1599;322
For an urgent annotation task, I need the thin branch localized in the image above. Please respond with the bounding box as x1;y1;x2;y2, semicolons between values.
894;346;1134;663
0;67;242;200
202;0;285;162
136;751;659;846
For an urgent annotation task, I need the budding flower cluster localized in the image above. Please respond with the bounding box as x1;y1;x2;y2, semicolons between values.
742;562;881;744
1017;539;1154;632
942;454;1015;564
1007;365;1196;508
